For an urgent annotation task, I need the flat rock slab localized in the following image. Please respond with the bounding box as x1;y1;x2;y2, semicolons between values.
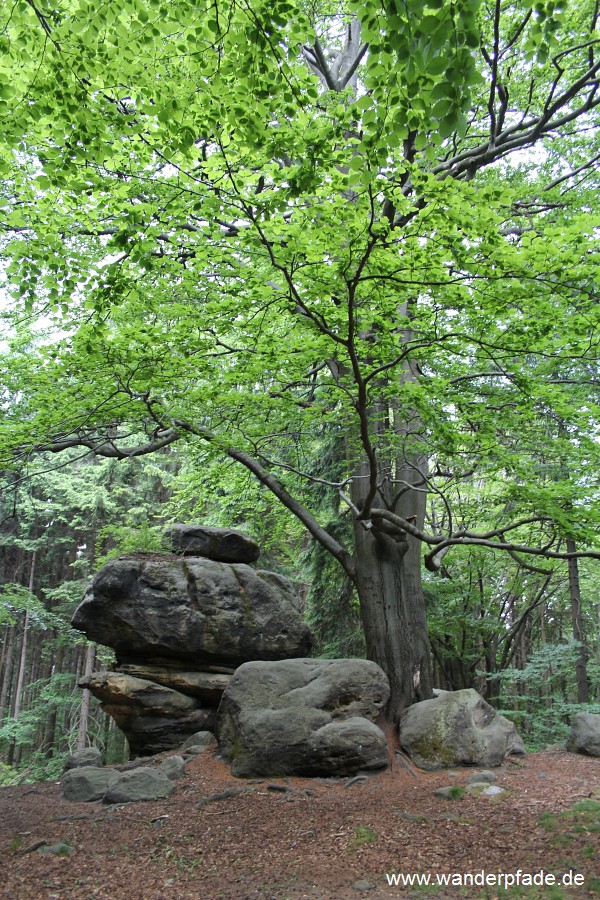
72;556;312;666
79;671;215;756
164;525;260;563
118;664;231;704
400;688;526;771
466;770;498;784
217;658;390;778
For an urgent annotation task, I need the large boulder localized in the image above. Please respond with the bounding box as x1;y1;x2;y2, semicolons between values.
62;767;115;802
79;672;215;756
164;524;260;563
567;712;600;757
399;689;526;771
66;747;103;769
216;658;390;777
72;555;312;666
103;769;176;804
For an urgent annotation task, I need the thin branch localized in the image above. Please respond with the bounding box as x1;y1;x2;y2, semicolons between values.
543;151;600;192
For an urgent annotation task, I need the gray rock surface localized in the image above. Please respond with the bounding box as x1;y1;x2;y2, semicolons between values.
158;756;187;780
103;768;176;804
118;664;232;704
567;712;600;757
466;770;497;784
180;731;218;753
66;747;103;769
216;658;389;777
165;524;260;563
399;688;526;771
72;556;312;666
433;786;465;800
79;671;215;757
61;767;115;802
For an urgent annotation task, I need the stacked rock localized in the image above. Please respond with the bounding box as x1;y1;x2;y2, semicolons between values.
73;525;313;757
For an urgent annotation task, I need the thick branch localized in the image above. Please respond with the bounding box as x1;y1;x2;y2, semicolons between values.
368;508;600;569
34;429;181;458
171;422;357;579
25;418;357;578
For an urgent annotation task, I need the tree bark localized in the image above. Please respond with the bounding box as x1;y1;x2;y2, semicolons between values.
352;525;432;717
12;551;36;722
0;626;16;724
77;644;96;751
350;444;432;717
566;537;589;703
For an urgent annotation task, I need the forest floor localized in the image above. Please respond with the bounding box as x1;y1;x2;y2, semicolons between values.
0;739;598;900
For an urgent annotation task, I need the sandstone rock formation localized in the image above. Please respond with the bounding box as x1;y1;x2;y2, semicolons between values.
567;712;600;757
399;688;526;771
164;524;260;563
72;534;313;757
78;671;217;757
216;658;390;777
73;556;312;666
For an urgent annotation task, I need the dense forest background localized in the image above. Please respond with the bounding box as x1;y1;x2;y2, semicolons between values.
1;440;598;784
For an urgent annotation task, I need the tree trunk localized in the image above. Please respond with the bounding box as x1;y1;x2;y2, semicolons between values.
77;644;96;751
352;525;432;717
347;380;433;717
0;626;16;723
12;551;36;722
42;645;65;758
566;538;589;703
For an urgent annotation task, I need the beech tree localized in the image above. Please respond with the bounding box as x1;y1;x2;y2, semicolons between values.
1;0;599;714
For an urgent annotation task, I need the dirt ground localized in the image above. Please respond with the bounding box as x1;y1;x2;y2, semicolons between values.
1;744;598;899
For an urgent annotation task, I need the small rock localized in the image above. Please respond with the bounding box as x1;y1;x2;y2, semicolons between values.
465;782;490;796
395;812;430;823
345;775;368;788
181;731;217;753
159;756;186;781
37;843;74;856
466;782;507;798
480;785;506;798
466;770;497;784
434;786;465;800
353;880;375;892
